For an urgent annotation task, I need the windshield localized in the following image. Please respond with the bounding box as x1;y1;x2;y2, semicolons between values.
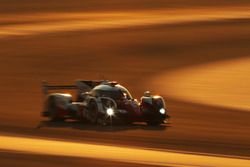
91;84;132;100
95;89;125;99
115;84;133;100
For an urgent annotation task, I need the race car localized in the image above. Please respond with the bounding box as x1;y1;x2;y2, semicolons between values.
42;80;169;126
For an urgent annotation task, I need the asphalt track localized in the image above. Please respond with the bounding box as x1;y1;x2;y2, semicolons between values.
1;135;250;167
0;1;250;166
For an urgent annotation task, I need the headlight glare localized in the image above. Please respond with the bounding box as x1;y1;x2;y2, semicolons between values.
159;108;166;114
106;108;114;116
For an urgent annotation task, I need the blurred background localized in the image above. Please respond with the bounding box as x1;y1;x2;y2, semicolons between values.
0;0;250;166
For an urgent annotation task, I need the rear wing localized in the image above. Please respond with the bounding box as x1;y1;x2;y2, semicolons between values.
42;80;105;95
42;81;77;95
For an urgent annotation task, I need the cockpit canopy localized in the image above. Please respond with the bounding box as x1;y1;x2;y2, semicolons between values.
91;83;133;100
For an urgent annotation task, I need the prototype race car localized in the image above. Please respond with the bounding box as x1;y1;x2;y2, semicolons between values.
42;80;169;126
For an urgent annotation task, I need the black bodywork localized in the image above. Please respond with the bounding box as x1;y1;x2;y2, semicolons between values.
42;80;169;126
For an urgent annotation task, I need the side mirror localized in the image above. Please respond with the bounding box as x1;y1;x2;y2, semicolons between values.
132;98;138;102
143;91;151;97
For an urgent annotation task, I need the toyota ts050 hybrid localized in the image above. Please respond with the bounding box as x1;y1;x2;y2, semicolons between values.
42;80;169;126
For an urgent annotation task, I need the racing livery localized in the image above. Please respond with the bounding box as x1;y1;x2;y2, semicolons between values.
42;80;169;126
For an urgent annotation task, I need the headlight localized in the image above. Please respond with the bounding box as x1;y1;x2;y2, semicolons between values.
106;108;114;116
159;108;166;114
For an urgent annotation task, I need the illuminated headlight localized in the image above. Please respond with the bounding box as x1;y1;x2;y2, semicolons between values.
159;108;166;114
106;108;114;116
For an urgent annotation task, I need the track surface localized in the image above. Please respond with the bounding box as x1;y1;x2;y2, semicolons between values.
0;1;250;166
